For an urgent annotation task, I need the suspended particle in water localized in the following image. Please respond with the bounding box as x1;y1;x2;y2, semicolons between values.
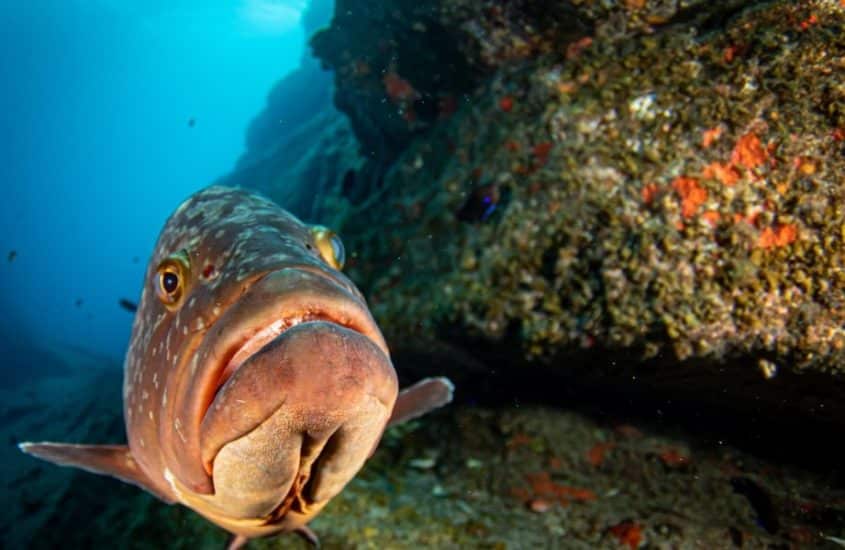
758;358;778;380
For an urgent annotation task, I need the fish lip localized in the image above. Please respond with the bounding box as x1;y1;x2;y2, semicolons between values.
198;265;389;427
210;313;350;401
198;319;398;520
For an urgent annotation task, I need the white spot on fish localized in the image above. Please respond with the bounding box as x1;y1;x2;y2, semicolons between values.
163;468;185;502
174;199;191;216
174;418;187;444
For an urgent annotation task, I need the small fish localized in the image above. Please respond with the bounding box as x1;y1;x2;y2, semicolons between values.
457;183;509;222
19;186;453;547
8;250;16;263
119;298;138;313
75;298;84;308
188;117;196;127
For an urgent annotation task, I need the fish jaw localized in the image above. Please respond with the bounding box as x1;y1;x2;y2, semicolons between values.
195;320;397;523
157;265;397;520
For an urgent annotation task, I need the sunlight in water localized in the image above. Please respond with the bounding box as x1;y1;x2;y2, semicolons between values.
240;0;307;33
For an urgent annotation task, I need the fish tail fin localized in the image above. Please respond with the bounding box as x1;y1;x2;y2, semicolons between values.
18;442;174;504
387;376;455;428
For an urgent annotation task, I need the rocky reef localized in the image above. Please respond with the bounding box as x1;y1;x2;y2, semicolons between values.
7;363;844;549
291;0;845;399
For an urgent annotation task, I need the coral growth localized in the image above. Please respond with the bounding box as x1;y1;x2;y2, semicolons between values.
309;0;845;377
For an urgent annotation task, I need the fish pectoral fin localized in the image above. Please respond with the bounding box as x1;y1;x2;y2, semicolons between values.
18;442;175;504
295;525;320;548
226;534;249;550
226;526;319;549
387;376;455;428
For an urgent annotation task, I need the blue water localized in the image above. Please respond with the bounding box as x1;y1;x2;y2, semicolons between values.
0;1;306;361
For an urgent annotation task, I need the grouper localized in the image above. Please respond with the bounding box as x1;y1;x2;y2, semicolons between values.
19;186;453;547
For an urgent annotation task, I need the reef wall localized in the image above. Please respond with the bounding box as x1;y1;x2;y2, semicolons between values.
236;0;845;423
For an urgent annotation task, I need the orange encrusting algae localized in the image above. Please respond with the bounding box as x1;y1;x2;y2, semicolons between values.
587;442;615;467
609;521;644;549
702;161;740;186
661;129;798;249
532;142;553;166
383;72;417;102
701;126;722;148
731;132;767;170
672;176;707;218
659;448;691;467
701;210;720;227
511;471;597;510
758;223;798;249
641;182;660;205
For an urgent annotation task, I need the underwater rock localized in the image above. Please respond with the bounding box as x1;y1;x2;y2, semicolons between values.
310;0;763;167
237;0;845;438
222;106;363;223
311;0;591;165
294;0;845;415
0;366;125;549
12;388;845;548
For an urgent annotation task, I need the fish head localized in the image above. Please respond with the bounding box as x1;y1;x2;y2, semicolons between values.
124;186;397;534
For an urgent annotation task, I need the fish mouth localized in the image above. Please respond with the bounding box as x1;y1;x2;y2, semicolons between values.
212;311;354;403
206;267;390;410
201;319;397;522
160;266;394;498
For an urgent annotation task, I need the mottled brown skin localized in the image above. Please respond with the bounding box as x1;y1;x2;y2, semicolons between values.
19;186;453;544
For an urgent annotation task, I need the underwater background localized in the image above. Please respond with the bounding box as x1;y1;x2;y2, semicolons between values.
3;0;845;548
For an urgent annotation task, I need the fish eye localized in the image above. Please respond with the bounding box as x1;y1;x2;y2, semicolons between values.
162;272;179;293
310;226;345;270
154;249;191;310
329;234;346;268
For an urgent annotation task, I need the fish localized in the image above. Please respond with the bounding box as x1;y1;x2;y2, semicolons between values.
457;183;508;222
119;298;138;313
8;249;16;262
19;186;453;547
